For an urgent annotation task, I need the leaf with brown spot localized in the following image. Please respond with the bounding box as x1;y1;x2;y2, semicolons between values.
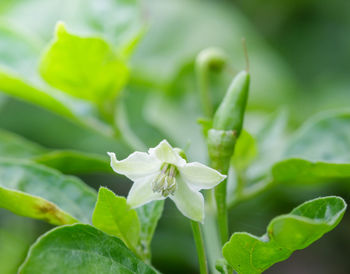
0;159;97;225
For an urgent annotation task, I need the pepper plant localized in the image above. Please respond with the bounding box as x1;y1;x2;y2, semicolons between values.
0;1;349;273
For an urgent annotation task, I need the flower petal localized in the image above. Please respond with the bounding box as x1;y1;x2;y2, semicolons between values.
170;177;204;222
178;162;226;190
148;140;186;166
108;151;161;180
127;174;165;208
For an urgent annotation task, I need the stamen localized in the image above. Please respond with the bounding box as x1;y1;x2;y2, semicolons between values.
152;164;178;197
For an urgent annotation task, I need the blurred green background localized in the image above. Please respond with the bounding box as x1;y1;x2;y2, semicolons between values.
0;0;349;273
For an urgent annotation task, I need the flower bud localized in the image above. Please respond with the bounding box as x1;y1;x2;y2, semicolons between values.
212;70;250;137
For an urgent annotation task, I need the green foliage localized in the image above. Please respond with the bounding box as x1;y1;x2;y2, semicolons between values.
33;150;110;174
0;128;45;158
136;200;164;259
272;111;350;185
92;187;140;255
0;160;97;224
0;128;110;174
40;23;129;105
223;196;347;274
232;130;257;172
19;224;156;274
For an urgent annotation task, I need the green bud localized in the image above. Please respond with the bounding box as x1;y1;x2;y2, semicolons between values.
212;70;250;137
196;47;227;72
207;129;236;173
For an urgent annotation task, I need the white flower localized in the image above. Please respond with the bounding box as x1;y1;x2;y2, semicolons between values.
108;140;226;222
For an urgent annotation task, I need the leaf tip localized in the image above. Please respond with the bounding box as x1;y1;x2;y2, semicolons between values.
55;21;68;38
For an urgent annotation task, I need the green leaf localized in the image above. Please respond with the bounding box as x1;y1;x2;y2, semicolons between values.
223;196;347;274
272;111;350;185
136;200;164;258
19;224;156;274
92;187;141;255
0;68;76;120
284;111;350;163
0;160;97;225
0;128;111;174
0;128;46;158
232;130;257;172
40;22;129;104
33;150;111;174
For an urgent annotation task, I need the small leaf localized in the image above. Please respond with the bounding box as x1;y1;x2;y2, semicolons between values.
40;22;129;104
223;196;347;274
0;160;97;225
136;200;164;259
19;224;156;274
232;130;257;172
92;187;140;255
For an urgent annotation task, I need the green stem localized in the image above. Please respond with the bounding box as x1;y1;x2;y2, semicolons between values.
214;179;228;245
196;48;227;117
191;221;208;274
197;66;213;117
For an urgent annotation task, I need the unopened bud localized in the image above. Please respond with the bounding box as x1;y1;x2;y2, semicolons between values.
212;70;250;137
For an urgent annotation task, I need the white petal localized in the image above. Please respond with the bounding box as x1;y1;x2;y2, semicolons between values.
148;140;186;166
108;151;161;181
178;162;226;190
127;174;165;208
170;177;204;222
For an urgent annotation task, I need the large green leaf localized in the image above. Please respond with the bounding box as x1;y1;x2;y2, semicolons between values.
0;160;97;225
92;187;141;255
270;111;350;185
40;22;129;104
223;196;346;274
136;200;164;259
231;111;350;205
19;224;156;274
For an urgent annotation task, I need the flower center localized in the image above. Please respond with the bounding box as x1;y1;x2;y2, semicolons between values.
152;164;177;197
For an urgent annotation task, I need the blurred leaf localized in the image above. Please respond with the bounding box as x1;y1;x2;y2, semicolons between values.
0;68;75;119
40;22;129;104
1;0;142;51
0;20;41;77
136;200;164;259
223;196;347;274
0;160;96;225
235;111;350;204
0;212;38;274
132;0;297;110
246;109;288;181
33;150;110;174
19;224;156;273
0;128;46;158
232;130;257;172
0;129;111;174
92;187;140;254
272;111;350;185
144;93;207;162
284;111;350;163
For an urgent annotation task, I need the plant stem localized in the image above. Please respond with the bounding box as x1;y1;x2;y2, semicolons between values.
214;179;228;245
197;66;213;117
196;48;227;117
191;221;208;274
